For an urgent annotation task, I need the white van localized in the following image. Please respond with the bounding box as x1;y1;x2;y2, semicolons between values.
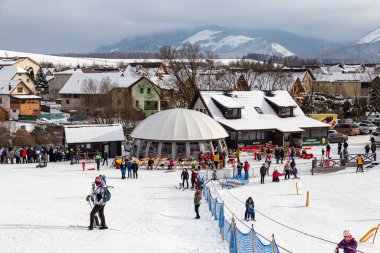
370;131;380;143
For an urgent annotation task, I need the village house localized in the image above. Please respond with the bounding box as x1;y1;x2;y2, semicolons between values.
0;66;37;92
0;57;41;80
0;80;41;120
48;68;83;101
190;90;329;148
58;64;174;116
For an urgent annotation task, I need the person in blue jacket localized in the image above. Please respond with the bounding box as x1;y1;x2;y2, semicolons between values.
120;160;127;179
127;160;133;178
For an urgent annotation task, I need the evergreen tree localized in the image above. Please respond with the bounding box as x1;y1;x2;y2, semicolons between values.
35;68;48;94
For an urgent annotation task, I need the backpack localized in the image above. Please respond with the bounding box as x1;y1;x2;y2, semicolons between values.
103;187;111;202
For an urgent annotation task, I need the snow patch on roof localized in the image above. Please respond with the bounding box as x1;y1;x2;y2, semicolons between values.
64;124;125;143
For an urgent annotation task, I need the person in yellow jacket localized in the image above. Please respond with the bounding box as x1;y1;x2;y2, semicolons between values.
356;154;363;173
213;153;220;169
236;149;241;163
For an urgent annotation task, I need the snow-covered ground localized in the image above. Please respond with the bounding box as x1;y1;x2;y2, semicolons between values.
0;163;227;253
0;135;379;253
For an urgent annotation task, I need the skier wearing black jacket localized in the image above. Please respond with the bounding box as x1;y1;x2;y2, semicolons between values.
181;168;189;188
244;197;255;221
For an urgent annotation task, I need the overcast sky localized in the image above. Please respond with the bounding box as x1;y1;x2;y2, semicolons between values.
1;0;380;54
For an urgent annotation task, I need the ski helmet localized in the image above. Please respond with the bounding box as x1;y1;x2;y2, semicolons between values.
95;177;102;185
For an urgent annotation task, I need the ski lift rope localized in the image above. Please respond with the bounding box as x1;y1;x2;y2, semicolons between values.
218;183;365;253
209;181;293;253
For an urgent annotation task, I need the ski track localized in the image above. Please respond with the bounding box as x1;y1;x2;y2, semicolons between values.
0;164;227;253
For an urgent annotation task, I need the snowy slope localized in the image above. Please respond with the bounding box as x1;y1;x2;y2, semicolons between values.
0;164;227;253
0;50;161;67
183;30;223;44
357;27;380;44
181;30;295;58
0;135;379;252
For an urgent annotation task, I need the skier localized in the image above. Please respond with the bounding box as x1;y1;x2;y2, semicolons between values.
120;160;126;179
292;167;299;179
284;162;291;180
338;141;342;156
95;153;101;170
335;230;358;253
279;148;285;164
272;169;283;182
365;144;370;155
243;160;250;180
147;158;154;170
132;160;139;178
371;141;376;154
237;162;243;179
102;150;108;166
244;197;255;221
82;160;86;171
87;177;107;230
343;140;349;155
356;155;363;173
191;169;198;189
265;158;271;175
326;143;331;158
260;163;266;184
126;160;132;178
181;168;189;189
194;190;201;219
321;147;325;157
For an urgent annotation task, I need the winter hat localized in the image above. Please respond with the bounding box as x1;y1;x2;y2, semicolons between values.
343;230;351;237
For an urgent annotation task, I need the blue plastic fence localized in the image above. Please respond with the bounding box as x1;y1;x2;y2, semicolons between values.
202;183;280;253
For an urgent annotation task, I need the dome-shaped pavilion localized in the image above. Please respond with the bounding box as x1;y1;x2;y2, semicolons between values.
130;108;228;159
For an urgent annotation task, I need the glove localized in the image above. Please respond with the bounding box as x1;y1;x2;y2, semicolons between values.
86;195;91;201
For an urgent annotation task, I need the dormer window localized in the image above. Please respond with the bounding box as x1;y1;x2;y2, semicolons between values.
279;107;293;117
255;107;263;114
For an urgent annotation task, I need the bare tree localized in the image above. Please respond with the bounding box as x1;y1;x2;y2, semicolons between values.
159;43;215;106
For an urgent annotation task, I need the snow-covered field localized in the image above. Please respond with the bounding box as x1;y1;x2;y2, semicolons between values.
0;135;379;253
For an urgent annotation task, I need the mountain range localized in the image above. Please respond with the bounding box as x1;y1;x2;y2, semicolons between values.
94;25;380;62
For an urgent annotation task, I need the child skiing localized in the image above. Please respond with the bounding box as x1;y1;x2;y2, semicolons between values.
87;177;107;230
335;230;358;253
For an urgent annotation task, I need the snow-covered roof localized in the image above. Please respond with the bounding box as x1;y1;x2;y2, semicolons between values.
0;80;20;95
64;124;125;144
59;72;140;94
0;66;28;80
0;59;19;66
265;94;298;107
314;72;373;82
12;95;41;99
198;90;329;132
54;69;83;75
211;94;244;108
131;108;228;141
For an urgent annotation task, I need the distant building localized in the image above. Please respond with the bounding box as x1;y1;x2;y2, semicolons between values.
190;90;329;148
0;57;41;80
0;80;41;120
64;124;125;158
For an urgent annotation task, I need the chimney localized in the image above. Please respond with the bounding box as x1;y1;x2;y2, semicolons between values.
9;84;11;91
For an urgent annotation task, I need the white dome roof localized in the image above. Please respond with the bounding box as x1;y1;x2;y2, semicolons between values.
131;109;228;141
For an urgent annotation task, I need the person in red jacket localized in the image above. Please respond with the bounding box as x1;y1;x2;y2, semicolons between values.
272;169;284;182
243;160;250;180
21;148;27;164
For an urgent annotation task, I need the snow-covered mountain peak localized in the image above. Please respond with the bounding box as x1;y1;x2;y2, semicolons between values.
271;43;295;57
182;30;222;44
357;27;380;44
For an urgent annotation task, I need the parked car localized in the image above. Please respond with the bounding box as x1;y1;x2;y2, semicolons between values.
334;123;360;136
67;115;87;122
370;131;380;143
358;122;378;134
369;118;380;127
328;132;348;143
36;118;54;125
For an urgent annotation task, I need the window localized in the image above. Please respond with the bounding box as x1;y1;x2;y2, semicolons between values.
147;88;151;94
26;79;30;83
255;107;263;114
73;94;79;98
17;87;23;93
0;98;2;104
66;99;70;104
135;100;139;107
279;107;293;117
140;87;144;94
